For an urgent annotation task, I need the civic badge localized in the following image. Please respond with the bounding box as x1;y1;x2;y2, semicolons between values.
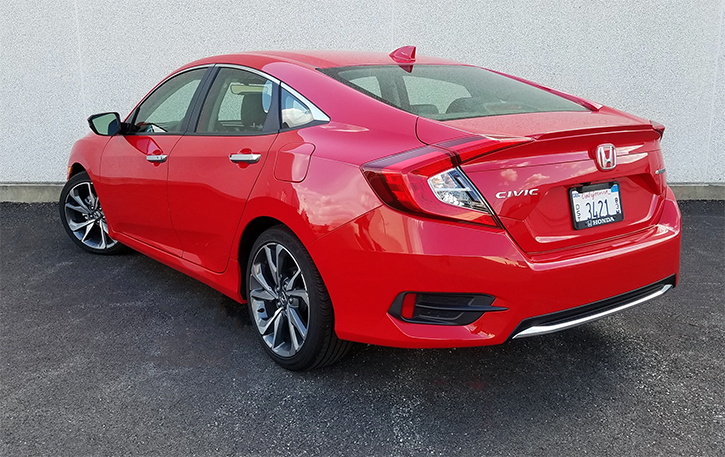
596;143;617;171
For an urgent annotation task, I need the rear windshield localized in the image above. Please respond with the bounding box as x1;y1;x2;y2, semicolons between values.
319;65;588;121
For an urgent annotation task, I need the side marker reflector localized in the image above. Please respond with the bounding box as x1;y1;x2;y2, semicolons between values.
402;293;416;319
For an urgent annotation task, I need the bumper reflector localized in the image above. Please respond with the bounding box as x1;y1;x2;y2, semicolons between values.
389;292;506;326
401;293;417;319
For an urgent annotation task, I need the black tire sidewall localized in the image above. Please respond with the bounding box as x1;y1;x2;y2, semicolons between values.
246;226;330;371
59;172;125;255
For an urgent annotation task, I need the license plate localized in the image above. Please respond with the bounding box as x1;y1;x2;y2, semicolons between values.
569;182;624;230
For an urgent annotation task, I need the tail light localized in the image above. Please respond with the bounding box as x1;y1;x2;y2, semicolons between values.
362;135;532;227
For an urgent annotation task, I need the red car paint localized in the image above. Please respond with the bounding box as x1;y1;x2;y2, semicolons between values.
66;50;680;348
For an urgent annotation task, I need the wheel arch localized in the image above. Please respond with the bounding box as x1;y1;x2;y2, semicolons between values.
68;163;87;180
233;188;337;301
66;133;111;183
237;216;287;300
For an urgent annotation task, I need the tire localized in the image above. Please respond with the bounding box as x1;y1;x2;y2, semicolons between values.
59;171;126;255
246;226;351;370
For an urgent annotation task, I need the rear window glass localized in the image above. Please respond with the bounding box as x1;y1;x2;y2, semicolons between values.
319;65;588;121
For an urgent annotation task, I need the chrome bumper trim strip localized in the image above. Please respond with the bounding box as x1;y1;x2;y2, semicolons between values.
512;284;672;339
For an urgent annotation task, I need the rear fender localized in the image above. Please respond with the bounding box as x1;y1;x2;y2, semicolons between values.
231;153;381;298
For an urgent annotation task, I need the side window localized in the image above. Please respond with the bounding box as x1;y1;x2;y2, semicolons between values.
402;75;470;116
196;68;274;133
132;68;206;134
281;89;313;129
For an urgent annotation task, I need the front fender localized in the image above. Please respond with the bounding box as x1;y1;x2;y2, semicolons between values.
66;132;111;182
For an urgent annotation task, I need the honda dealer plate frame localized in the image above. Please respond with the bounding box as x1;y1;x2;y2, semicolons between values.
569;182;624;230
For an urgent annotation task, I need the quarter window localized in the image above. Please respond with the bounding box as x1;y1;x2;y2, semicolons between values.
132;68;206;134
281;89;313;129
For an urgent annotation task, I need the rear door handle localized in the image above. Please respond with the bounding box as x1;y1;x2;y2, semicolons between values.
229;153;261;164
146;154;168;163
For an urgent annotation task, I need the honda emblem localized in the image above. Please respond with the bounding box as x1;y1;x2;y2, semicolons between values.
596;144;617;171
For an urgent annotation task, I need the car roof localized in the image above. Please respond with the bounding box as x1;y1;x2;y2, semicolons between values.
184;50;461;70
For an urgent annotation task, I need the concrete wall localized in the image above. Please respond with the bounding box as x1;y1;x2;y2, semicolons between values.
1;0;723;184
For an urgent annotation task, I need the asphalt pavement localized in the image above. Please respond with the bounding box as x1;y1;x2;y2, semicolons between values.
1;201;723;456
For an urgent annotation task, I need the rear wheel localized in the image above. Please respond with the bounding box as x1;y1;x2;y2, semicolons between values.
59;171;126;255
247;226;350;370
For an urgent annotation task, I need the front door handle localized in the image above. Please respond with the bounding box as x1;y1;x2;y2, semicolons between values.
229;153;261;164
146;154;168;163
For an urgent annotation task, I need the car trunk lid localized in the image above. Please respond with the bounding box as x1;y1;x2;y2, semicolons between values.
417;111;668;254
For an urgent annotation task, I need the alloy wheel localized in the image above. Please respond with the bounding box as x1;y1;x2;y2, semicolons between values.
249;242;310;358
63;181;117;251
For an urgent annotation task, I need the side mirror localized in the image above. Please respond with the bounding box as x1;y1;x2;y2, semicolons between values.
87;112;123;136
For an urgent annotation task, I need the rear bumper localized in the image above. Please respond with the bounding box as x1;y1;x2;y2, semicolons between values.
308;189;681;348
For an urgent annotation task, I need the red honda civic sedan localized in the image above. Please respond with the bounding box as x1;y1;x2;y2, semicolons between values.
60;47;681;370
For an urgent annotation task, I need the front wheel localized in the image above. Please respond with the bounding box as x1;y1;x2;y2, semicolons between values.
59;171;126;255
247;226;350;370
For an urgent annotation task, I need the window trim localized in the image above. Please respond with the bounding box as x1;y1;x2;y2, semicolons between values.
186;65;280;137
185;64;330;137
279;82;330;124
125;63;331;137
125;65;214;136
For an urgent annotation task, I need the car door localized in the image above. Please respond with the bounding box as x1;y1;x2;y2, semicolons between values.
167;66;279;273
99;67;210;257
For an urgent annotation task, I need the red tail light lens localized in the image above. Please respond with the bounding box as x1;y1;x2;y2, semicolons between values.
436;135;533;163
362;136;532;227
362;146;499;226
361;146;456;213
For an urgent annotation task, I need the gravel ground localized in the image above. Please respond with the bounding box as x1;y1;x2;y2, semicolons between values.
1;201;723;456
